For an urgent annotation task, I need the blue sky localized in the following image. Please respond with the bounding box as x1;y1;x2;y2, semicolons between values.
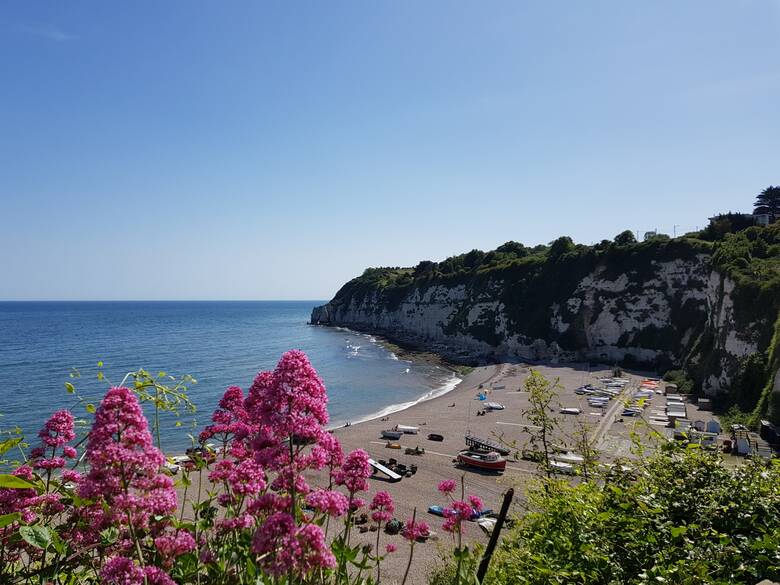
1;1;779;300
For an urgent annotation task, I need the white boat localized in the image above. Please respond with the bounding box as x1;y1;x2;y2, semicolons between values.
394;424;419;435
483;402;505;411
560;407;581;415
368;457;402;482
549;460;575;474
381;430;403;440
552;451;585;464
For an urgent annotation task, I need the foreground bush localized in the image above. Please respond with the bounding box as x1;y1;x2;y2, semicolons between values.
0;350;481;584
483;446;780;585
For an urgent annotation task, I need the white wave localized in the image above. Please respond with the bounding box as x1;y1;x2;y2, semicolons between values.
404;368;410;374
388;352;399;360
331;373;462;428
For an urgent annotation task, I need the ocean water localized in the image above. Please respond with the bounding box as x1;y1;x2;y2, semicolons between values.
0;301;458;453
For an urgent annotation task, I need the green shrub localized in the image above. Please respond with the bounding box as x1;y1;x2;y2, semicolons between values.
483;447;780;585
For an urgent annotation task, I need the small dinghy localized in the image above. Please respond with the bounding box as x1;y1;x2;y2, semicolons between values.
456;450;506;472
483;402;505;411
559;407;581;415
427;433;444;442
381;430;403;440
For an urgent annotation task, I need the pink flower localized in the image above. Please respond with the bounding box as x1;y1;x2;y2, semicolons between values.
306;489;349;517
246;350;330;445
468;494;483;512
369;490;394;523
438;479;457;495
154;530;196;558
333;449;371;494
442;497;483;533
251;512;336;576
143;567;176;585
38;410;75;448
62;445;78;459
199;386;254;447
403;518;430;542
386;543;397;553
228;459;266;496
100;556;145;584
61;469;82;484
33;456;65;470
77;387;177;540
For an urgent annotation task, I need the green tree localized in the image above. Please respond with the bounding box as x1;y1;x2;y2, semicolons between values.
613;230;637;246
522;370;561;479
548;236;575;261
754;185;780;221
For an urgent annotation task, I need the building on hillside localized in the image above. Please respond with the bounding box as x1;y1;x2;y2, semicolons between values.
707;212;772;227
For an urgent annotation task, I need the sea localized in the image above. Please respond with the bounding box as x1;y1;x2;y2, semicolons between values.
0;301;459;453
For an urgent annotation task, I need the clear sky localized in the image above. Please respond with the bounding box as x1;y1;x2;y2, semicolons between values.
1;1;779;300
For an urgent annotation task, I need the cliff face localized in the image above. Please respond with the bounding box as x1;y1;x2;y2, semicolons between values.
312;244;775;399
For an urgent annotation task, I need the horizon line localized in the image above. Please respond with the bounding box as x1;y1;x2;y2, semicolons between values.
0;299;329;303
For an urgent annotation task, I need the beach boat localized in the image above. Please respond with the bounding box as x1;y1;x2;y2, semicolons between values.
381;430;403;440
552;451;585;464
385;442;402;449
394;424;419;435
427;433;444;442
549;460;575;475
405;446;425;455
465;434;511;456
560;407;581;415
368;457;402;482
483;402;505;411
427;505;445;517
456;450;507;472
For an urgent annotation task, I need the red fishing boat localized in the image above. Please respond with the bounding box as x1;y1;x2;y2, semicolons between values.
456;450;507;472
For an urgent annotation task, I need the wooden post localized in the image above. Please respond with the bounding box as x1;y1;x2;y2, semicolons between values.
476;487;514;583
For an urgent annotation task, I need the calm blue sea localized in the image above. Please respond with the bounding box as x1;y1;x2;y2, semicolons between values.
0;301;458;453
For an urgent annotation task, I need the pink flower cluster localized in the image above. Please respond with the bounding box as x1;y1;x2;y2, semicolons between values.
251;512;335;576
201;350;370;577
306;489;349;517
333;448;371;495
4;349;417;582
199;386;254;451
403;518;430;542
77;387;177;546
369;490;395;524
437;479;484;534
30;409;78;472
100;556;176;585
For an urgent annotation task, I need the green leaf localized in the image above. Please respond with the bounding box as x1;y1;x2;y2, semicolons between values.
100;526;119;545
19;525;52;549
0;512;20;529
85;404;96;414
669;525;688;538
0;474;35;489
0;437;23;457
50;529;66;555
65;382;76;394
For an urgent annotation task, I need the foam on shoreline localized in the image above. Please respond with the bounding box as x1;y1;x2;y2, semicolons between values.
328;371;462;430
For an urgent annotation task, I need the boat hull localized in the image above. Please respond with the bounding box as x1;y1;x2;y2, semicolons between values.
457;451;506;471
